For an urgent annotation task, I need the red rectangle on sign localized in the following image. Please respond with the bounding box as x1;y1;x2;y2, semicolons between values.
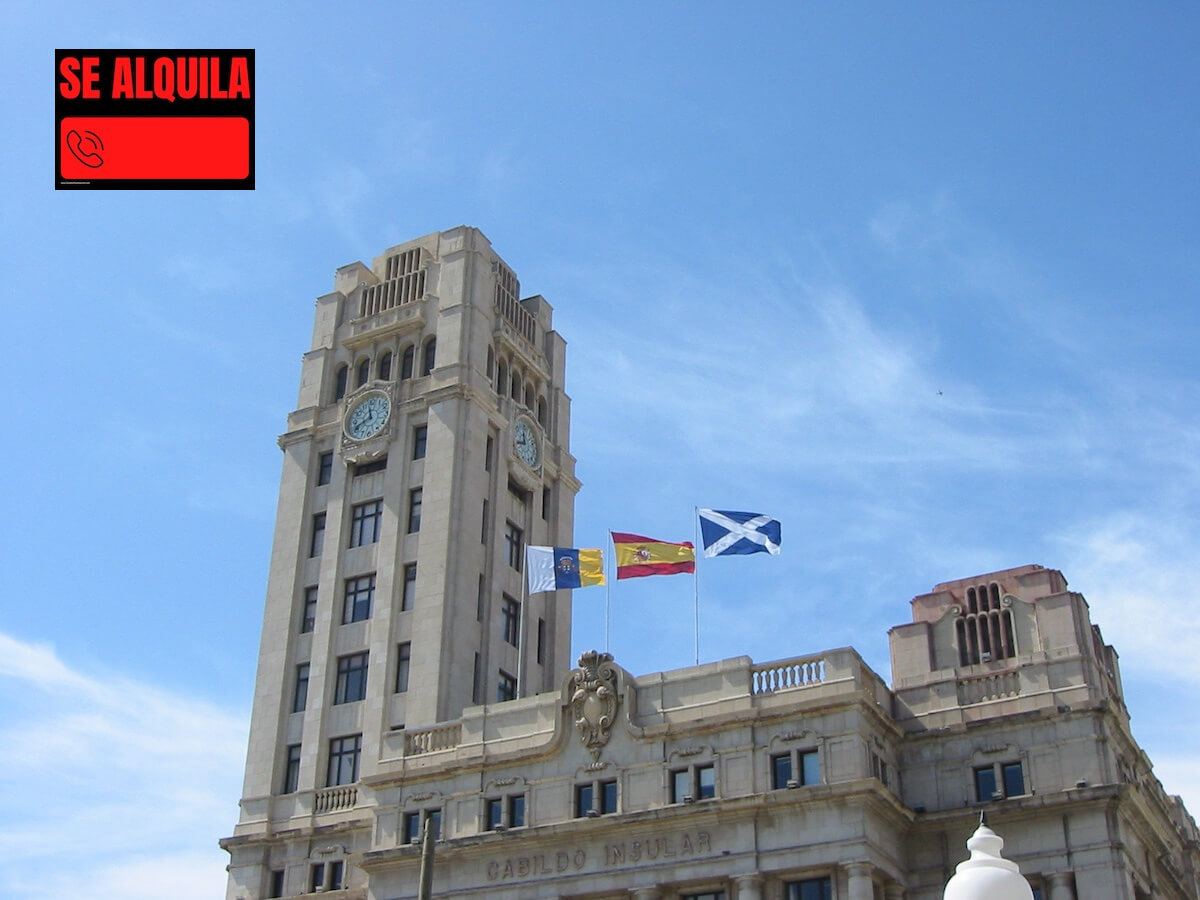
60;117;249;180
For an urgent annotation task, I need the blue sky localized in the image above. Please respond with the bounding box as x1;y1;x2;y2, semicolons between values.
3;3;1199;897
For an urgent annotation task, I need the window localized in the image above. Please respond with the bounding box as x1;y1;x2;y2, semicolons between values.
408;488;422;533
477;575;485;622
412;424;427;460
269;869;285;898
956;581;1017;666
536;617;546;665
485;434;494;471
349;499;383;547
975;761;1025;801
342;574;375;624
310;863;325;894
282;743;301;794
683;894;725;900
481;499;489;543
498;669;516;702
333;364;348;402
486;797;503;831
508;793;525;828
472;652;483;704
404;809;441;844
787;878;833;900
537;397;547;428
292;664;309;713
354;456;387;476
309;512;326;558
501;595;520;646
327;734;361;786
328;861;344;891
575;779;617;816
401;563;417;611
486;345;495;380
378;351;392;381
772;749;820;789
395;642;411;693
356;357;370;387
497;361;507;396
671;763;715;803
504;521;523;571
301;586;317;633
400;345;415;379
335;652;369;704
317;451;333;486
486;793;526;830
542;485;551;520
421;337;436;376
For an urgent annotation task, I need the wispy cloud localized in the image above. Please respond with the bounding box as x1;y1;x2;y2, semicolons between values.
0;632;247;900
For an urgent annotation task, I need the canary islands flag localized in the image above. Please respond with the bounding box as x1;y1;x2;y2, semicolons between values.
611;532;696;579
526;546;605;593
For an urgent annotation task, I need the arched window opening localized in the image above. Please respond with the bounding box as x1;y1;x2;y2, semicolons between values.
497;361;508;397
510;369;522;401
421;338;437;377
333;364;349;402
400;345;415;380
378;351;393;381
356;358;370;388
536;398;547;429
956;582;1016;666
524;382;534;407
486;346;495;381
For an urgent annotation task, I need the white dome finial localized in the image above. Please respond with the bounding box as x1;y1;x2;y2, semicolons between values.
943;814;1035;900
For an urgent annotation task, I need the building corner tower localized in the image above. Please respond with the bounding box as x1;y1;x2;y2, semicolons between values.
222;226;578;898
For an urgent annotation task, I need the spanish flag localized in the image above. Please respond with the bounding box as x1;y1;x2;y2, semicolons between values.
611;532;696;580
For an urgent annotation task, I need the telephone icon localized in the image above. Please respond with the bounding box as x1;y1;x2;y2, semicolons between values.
66;129;105;168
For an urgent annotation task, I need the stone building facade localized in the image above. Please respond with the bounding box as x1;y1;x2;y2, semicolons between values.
222;229;1198;900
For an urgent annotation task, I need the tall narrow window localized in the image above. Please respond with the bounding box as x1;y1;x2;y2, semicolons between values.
501;596;520;646
542;485;551;520
301;586;318;633
327;734;361;786
333;364;348;402
282;744;301;794
421;338;436;376
317;451;333;486
412;425;427;460
349;500;383;547
472;652;482;704
508;794;525;828
310;863;325;894
395;642;411;692
378;351;392;381
292;664;309;713
481;500;489;543
269;869;285;898
408;488;422;533
497;669;516;702
505;521;523;571
355;358;370;387
536;617;546;665
309;512;326;558
334;652;369;704
400;345;415;379
485;434;494;471
401;563;417;611
342;574;375;624
537;397;547;428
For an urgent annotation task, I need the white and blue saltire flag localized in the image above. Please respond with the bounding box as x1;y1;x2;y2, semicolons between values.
697;509;782;558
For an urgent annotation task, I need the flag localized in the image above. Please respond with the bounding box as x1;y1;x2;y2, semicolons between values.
611;532;696;579
697;509;781;557
526;546;605;593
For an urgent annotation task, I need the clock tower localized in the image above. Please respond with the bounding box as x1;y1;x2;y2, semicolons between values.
223;226;579;897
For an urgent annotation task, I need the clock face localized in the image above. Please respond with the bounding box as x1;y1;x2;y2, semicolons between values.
513;419;541;468
345;393;391;441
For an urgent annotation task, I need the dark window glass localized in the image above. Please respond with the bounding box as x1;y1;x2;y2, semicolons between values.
697;764;715;799
1003;762;1025;797
395;642;411;692
575;783;593;817
354;457;387;476
356;358;370;387
481;500;489;543
317;451;333;486
788;879;833;900
327;734;361;786
772;753;793;789
801;750;820;785
378;351;392;381
269;869;285;898
975;765;998;801
310;512;326;558
542;485;551;520
310;863;325;894
400;345;415;379
537;617;546;665
408;488;422;533
328;860;344;891
498;669;516;702
487;797;503;830
501;596;520;646
472;652;482;704
343;574;375;624
292;664;309;713
402;563;417;611
349;499;383;547
282;743;301;793
485;434;494;471
671;769;690;803
537;397;547;428
333;365;348;401
508;794;525;828
335;652;369;704
421;338;436;376
404;811;421;844
428;810;442;839
301;586;318;633
413;425;427;460
600;779;617;814
505;521;523;571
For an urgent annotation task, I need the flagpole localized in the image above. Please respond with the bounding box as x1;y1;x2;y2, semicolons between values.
693;507;700;666
516;558;528;699
605;531;612;653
